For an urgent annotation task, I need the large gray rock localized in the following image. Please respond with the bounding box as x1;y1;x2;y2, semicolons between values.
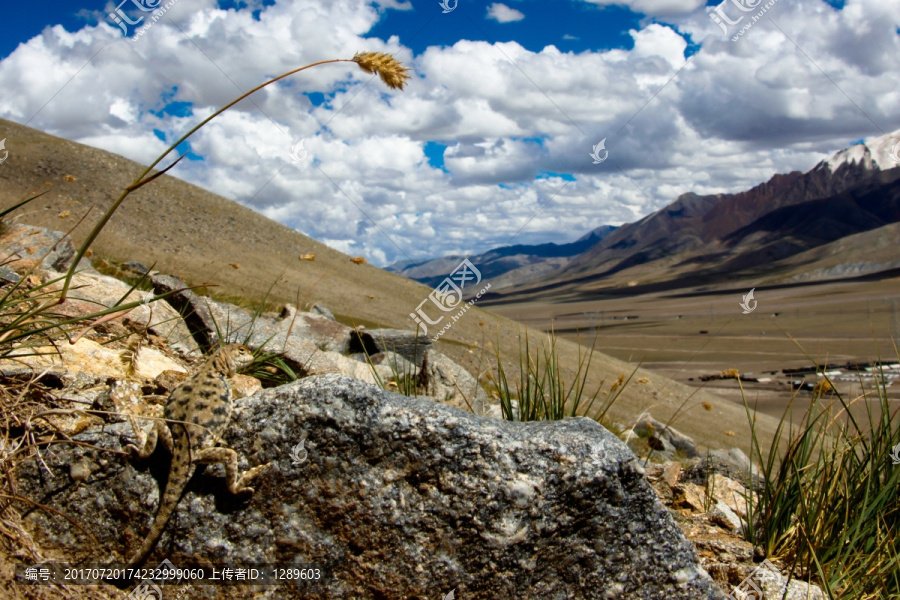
16;375;722;599
273;304;355;353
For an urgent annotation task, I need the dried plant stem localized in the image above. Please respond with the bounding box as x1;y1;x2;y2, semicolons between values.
59;58;351;300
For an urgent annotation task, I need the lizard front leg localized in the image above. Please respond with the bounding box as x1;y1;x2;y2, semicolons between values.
125;416;174;459
192;447;271;495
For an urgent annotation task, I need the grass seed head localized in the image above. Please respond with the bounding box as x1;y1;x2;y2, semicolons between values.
720;367;740;379
353;52;411;90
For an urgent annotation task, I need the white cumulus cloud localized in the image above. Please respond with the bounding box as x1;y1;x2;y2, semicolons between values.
486;3;526;23
0;0;897;268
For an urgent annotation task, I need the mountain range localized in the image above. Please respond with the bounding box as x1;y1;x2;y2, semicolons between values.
385;225;617;288
403;129;900;302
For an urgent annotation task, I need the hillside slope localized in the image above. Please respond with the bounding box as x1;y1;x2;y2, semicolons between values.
0;117;782;453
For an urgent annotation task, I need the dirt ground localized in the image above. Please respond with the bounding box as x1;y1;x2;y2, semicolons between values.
487;274;900;426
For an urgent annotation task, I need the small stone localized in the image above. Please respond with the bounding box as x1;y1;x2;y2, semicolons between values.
69;461;91;482
154;370;190;394
709;501;742;532
229;374;263;399
662;462;682;489
673;483;708;512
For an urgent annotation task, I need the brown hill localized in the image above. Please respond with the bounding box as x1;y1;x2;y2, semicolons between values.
0;116;782;453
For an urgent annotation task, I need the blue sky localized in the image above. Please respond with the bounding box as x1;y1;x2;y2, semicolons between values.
1;1;650;60
0;0;898;266
366;2;647;55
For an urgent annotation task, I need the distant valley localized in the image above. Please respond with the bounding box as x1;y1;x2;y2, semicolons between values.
469;129;900;423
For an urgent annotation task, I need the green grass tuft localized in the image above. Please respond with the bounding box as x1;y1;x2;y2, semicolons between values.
741;351;900;599
484;328;629;424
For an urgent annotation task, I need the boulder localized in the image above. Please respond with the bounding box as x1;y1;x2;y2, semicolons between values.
421;349;490;415
364;350;418;374
351;328;431;365
0;223;76;272
150;274;220;350
309;303;335;321
150;279;356;357
273;306;354;353
627;416;699;459
15;375;724;599
41;269;200;355
0;337;130;382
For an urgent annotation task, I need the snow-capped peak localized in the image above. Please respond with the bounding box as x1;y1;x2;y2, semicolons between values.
818;128;900;173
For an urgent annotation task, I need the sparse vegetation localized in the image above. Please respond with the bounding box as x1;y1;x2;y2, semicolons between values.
741;359;900;599
245;352;299;388
484;329;632;424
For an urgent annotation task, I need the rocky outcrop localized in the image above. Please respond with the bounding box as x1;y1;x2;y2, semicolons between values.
56;269;199;355
16;375;723;599
625;415;700;459
351;328;431;365
146;274;484;409
421;349;490;415
0;223;77;273
643;460;826;600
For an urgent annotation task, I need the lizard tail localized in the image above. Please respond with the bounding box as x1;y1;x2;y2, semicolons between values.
126;458;194;568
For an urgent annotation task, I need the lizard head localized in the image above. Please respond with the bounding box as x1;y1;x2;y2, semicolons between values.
218;344;255;375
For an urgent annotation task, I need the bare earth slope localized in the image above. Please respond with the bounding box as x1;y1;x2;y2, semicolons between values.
0;117;781;453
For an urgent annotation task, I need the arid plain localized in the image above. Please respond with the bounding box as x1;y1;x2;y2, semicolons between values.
487;274;900;426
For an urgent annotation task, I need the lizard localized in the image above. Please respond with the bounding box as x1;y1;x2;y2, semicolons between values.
124;343;271;568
